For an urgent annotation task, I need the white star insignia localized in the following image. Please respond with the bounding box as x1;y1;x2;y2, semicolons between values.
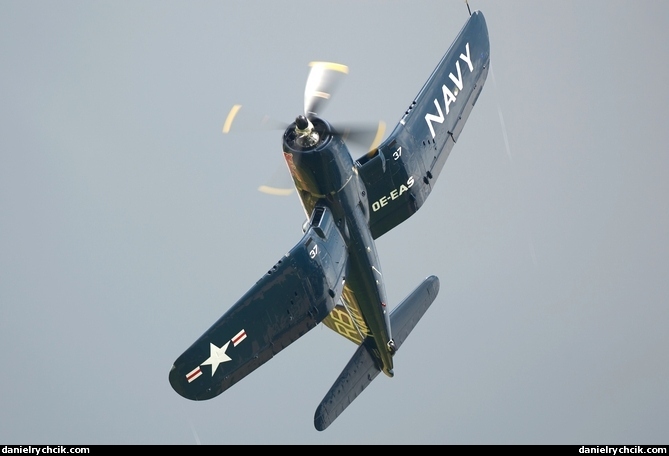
201;341;232;375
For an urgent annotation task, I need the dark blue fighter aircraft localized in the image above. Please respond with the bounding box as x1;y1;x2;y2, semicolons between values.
169;11;490;431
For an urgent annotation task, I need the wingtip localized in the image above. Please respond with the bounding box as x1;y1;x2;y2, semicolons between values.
169;363;189;399
313;407;330;432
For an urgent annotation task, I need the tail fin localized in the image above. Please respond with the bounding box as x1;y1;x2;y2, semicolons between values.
314;276;440;431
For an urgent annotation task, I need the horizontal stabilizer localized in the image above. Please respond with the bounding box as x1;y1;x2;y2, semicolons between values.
313;339;381;431
389;275;439;351
314;275;440;431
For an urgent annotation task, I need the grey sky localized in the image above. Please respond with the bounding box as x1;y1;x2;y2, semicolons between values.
1;0;668;444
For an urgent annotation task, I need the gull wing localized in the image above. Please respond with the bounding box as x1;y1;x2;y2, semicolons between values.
169;205;347;400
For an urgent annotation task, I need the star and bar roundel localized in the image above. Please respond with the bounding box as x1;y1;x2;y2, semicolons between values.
185;329;247;383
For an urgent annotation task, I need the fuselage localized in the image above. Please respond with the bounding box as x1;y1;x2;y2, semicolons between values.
282;117;395;376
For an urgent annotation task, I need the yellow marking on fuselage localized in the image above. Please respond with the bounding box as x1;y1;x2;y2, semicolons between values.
322;284;371;345
323;307;364;345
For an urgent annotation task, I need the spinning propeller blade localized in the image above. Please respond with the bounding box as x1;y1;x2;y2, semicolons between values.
333;121;386;151
304;61;348;118
222;104;287;134
258;165;294;196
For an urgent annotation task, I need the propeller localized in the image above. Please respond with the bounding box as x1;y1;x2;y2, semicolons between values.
304;61;348;118
222;61;387;194
222;104;287;134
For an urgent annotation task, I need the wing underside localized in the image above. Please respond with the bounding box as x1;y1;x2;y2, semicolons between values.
359;11;490;239
169;205;347;400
